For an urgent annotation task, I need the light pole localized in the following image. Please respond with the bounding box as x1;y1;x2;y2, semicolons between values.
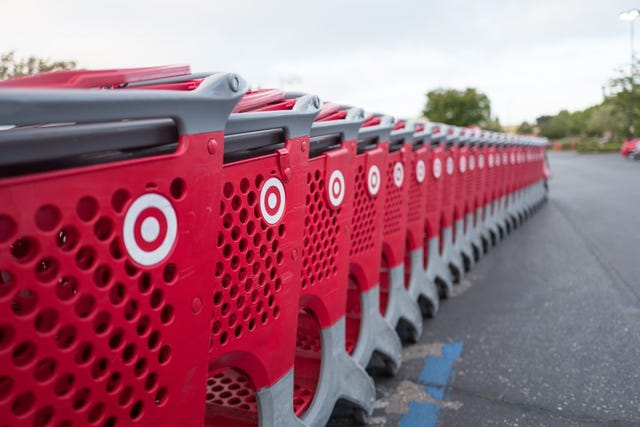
620;10;640;70
619;9;640;138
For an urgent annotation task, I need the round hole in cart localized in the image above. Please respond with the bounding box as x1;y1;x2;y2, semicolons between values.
75;246;96;270
293;309;321;417
12;289;38;316
34;308;59;334
56;226;79;252
170;178;186;200
11;391;35;416
34;405;54;426
35;257;59;283
0;215;16;243
12;341;37;367
56;276;78;301
111;189;130;213
0;375;14;401
34;357;57;383
11;236;39;264
76;196;99;222
53;373;74;397
0;324;15;351
94;217;114;241
35;204;61;232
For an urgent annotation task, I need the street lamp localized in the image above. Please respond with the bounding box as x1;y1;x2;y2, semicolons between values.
619;9;640;138
619;9;640;69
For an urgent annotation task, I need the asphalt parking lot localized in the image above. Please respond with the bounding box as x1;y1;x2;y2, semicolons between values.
330;152;640;426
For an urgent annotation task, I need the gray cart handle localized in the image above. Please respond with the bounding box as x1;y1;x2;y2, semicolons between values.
0;72;247;135
225;94;321;139
309;106;365;141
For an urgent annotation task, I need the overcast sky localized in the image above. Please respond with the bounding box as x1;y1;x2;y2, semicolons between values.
2;0;638;125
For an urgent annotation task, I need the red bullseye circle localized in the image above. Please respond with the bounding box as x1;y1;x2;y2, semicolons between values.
133;207;167;252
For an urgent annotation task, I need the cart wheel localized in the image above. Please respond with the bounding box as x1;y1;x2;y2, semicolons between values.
384;358;399;377
354;408;372;425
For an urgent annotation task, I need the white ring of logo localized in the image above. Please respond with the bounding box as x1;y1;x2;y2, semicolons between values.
446;157;454;175
416;160;426;183
496;154;501;166
393;162;404;188
469;155;476;171
503;153;508;165
123;193;178;267
328;170;345;207
367;165;381;196
433;158;442;179
479;154;485;169
260;177;286;225
459;156;467;173
488;154;494;168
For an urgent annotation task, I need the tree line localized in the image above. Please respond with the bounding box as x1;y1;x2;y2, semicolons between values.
1;50;638;143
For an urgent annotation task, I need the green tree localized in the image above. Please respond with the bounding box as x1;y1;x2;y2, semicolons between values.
422;88;498;128
584;103;621;137
605;61;640;138
539;110;571;139
516;121;533;134
0;50;77;80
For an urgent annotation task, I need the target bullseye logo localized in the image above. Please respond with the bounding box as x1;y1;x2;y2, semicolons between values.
416;160;426;183
488;153;494;168
479;154;485;169
123;193;177;267
432;158;442;179
446;157;454;175
393;162;404;188
503;153;508;164
469;155;476;171
459;156;467;173
367;165;381;196
260;177;286;225
496;154;501;166
328;170;345;207
511;153;516;164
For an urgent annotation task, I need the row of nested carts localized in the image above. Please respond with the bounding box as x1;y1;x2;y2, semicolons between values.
0;66;549;427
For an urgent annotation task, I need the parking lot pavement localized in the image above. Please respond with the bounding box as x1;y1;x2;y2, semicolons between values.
329;152;640;426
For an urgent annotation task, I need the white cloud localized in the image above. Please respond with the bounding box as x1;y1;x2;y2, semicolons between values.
1;0;637;124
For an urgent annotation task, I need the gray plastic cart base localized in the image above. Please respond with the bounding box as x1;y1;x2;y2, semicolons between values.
470;207;486;258
483;202;500;247
384;264;424;340
256;370;305;427
352;286;403;375
301;317;375;427
453;218;474;272
463;212;478;263
407;248;441;315
423;236;454;297
442;226;464;283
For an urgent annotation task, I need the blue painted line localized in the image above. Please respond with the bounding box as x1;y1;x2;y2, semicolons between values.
399;342;464;427
418;341;463;386
399;401;439;427
426;386;444;400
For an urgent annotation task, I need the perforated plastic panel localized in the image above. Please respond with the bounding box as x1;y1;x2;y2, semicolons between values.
425;145;445;239
301;168;340;294
350;164;376;258
211;172;286;351
0;131;223;427
345;147;387;354
452;146;466;221
205;137;307;426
